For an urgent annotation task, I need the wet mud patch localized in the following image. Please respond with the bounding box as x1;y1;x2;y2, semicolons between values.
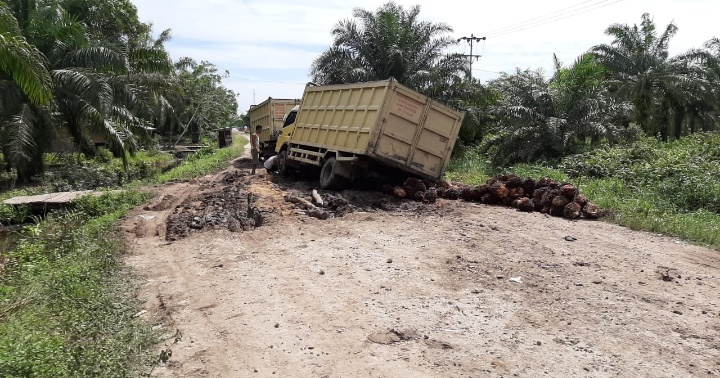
166;179;265;241
324;191;428;216
282;187;440;219
270;175;440;218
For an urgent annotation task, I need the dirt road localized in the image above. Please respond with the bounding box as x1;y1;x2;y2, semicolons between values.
124;141;720;377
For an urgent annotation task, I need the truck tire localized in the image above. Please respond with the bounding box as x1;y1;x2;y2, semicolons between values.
277;150;289;176
320;157;343;190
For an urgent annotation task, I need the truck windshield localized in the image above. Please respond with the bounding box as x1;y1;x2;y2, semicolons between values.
282;110;297;127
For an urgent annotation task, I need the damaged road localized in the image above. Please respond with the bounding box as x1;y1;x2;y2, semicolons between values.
123;146;720;378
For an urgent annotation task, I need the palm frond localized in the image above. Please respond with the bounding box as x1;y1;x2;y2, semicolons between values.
0;32;53;104
3;104;38;167
154;29;172;48
129;46;173;74
0;2;22;35
174;57;197;71
51;68;94;97
61;47;127;73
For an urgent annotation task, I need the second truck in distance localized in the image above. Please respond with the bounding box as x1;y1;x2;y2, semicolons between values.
248;97;300;158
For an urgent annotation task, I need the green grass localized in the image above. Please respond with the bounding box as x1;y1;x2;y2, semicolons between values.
0;188;48;226
577;177;720;247
0;134;248;376
446;133;720;250
0;191;158;377
445;147;492;185
154;134;247;183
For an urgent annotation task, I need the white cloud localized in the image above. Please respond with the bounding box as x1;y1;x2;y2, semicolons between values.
133;0;720;113
224;78;306;114
168;44;318;70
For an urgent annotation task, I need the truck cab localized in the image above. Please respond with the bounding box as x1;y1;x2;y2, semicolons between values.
275;106;298;150
248;98;299;158
274;105;299;175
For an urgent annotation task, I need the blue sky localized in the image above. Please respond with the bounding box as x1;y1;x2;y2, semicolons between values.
132;0;718;114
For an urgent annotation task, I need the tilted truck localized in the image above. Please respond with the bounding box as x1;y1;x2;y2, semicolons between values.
274;78;465;189
248;97;300;157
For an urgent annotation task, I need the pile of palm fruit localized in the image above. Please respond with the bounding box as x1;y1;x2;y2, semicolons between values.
382;174;601;219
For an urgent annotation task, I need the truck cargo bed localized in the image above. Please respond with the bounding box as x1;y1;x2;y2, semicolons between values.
289;79;464;181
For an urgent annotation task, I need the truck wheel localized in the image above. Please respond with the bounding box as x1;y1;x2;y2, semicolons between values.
277;150;289;176
320;157;343;190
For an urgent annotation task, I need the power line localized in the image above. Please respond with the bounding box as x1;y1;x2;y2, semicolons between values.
483;0;613;37
460;1;622;79
482;0;598;36
472;68;503;74
484;0;623;39
478;39;486;64
486;0;623;38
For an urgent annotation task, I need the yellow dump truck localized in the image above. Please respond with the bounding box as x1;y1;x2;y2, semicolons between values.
274;78;465;189
248;97;300;157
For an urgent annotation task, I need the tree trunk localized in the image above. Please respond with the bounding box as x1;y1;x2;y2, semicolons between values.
700;117;710;132
658;111;669;142
672;107;686;140
2;146;11;172
66;117;97;157
635;92;653;136
191;120;200;144
688;111;697;134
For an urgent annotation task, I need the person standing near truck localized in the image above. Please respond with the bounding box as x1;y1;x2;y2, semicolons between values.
250;125;262;175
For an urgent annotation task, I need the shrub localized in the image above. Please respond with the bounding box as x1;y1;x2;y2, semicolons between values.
559;133;720;213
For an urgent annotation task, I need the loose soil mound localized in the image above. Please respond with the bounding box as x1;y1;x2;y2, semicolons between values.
165;175;263;240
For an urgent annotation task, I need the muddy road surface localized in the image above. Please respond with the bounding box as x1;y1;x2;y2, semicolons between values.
124;146;720;377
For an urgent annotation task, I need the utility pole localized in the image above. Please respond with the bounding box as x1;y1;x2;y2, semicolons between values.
457;34;486;78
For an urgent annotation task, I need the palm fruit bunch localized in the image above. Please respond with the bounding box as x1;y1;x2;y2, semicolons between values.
387;174;603;220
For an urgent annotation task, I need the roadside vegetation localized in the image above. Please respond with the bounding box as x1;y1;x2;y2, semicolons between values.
1;0;246;372
0;190;155;377
0;133;246;377
446;132;720;249
154;134;247;183
1;133;247;223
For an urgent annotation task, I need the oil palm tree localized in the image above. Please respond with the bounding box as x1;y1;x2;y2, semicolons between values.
0;1;53;180
484;54;628;167
2;0;176;179
13;0;137;160
686;38;720;133
51;30;176;159
310;1;467;95
590;13;716;140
